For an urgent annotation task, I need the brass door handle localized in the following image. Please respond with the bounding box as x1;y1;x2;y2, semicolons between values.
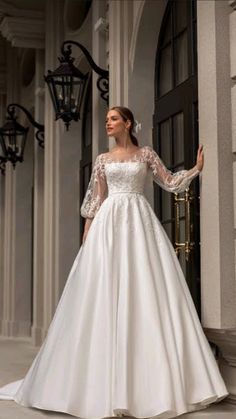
174;188;195;261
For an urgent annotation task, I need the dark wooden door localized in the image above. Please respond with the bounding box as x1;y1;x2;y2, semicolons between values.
153;0;201;316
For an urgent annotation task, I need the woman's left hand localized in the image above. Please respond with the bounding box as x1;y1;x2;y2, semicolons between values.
196;144;204;171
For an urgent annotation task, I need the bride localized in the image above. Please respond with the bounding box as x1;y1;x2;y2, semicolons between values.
0;106;229;419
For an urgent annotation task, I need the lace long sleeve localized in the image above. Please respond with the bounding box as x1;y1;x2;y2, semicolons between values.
145;146;200;193
80;154;108;218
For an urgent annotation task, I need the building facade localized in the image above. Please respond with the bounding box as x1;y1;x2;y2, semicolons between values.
0;0;236;410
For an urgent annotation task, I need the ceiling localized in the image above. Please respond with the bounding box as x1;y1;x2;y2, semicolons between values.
0;0;45;12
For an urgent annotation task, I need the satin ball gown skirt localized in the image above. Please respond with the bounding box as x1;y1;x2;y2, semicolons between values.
0;192;229;418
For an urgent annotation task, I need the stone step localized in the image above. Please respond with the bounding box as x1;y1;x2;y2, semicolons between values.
1;402;235;419
181;401;236;418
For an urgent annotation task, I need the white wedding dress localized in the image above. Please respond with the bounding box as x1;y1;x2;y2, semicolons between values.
0;146;229;418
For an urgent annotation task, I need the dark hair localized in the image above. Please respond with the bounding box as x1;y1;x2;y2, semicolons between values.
110;106;139;146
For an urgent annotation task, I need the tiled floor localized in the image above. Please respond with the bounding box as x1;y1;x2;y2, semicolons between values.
0;338;73;418
0;338;235;419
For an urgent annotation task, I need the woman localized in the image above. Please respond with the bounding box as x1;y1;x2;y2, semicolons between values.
0;106;228;418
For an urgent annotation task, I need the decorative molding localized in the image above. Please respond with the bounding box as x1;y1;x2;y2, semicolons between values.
31;325;44;347
35;86;45;98
0;16;45;49
0;0;44;20
205;329;236;365
204;329;236;404
227;395;236;405
1;319;31;337
94;17;108;33
229;0;236;10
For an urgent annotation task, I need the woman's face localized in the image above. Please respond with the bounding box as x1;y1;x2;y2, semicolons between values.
105;110;130;137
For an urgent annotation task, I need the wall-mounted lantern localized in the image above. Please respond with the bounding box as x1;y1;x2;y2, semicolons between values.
45;40;109;130
0;104;44;170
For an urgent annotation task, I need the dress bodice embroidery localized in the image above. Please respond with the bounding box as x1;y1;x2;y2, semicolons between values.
105;162;147;195
80;146;200;219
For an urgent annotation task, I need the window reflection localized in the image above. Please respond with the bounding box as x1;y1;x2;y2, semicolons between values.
175;0;187;34
162;192;172;221
173;112;184;164
158;0;192;97
175;32;188;85
159;46;172;96
160;119;171;166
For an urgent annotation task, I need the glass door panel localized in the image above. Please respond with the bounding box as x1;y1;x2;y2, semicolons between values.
154;0;200;316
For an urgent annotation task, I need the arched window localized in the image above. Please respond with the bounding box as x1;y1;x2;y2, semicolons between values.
153;0;200;315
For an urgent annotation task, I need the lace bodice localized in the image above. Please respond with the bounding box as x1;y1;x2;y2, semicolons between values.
106;162;147;195
80;146;200;219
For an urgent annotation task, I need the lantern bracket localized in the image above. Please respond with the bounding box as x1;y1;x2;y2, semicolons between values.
61;40;109;103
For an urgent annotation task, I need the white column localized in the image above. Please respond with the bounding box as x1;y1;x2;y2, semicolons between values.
109;0;122;108
1;44;21;336
197;0;236;329
92;0;108;156
108;0;132;110
43;0;64;335
12;122;34;336
2;163;15;336
31;49;45;345
198;0;236;402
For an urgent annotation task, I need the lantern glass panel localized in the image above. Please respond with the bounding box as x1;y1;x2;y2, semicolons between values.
16;133;23;156
53;77;66;113
48;78;61;115
0;140;4;158
50;74;86;121
5;132;16;155
73;77;87;115
5;130;26;158
4;132;13;152
60;76;83;114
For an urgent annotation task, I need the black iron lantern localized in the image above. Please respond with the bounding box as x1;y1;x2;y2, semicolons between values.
0;106;28;168
0;103;44;170
45;41;109;130
45;46;88;130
